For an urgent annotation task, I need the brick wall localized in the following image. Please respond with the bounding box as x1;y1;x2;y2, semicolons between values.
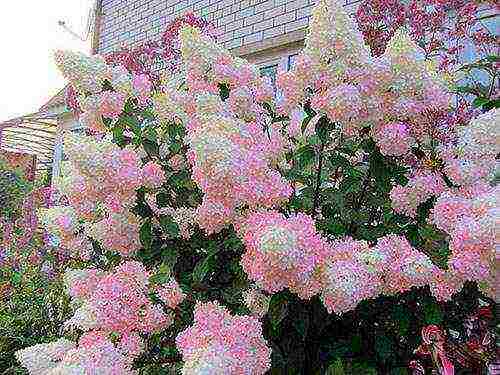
97;0;361;63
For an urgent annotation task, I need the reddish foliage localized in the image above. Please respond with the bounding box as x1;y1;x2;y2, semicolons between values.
356;0;499;71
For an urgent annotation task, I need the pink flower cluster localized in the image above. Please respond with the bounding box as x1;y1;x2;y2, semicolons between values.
321;234;465;313
16;333;138;375
277;0;453;151
373;121;413;156
176;301;271;374
390;171;446;217
173;26;291;234
44;134;166;256
142;160;166;189
441;109;499;186
241;211;462;314
55;50;156;134
240;210;329;299
156;277;186;309
431;183;497;298
188;116;292;234
88;212;142;257
64;261;171;335
61;134;143;216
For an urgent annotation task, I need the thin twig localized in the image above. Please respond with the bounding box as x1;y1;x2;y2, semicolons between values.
312;141;325;218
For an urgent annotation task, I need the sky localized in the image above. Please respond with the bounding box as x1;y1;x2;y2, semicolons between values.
0;0;93;122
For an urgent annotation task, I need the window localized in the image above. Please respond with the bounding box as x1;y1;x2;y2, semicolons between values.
259;64;278;91
287;54;299;70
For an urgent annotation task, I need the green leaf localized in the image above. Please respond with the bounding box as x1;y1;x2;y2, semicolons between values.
472;97;489;108
112;125;125;147
291;306;309;340
142;139;159;157
192;252;217;284
392;305;410;336
423;302;443;325
485;54;500;63
159;216;180;237
169;141;182;154
483;99;500;110
329;154;351;169
218;83;230;101
161;247;179;269
296;145;316;168
268;293;288;331
315;116;330;142
350;334;362;354
374;335;393;361
301;115;312;134
149;262;171;285
155;192;170;207
454;86;478;95
351;362;377;375
120;115;141;135
11;272;22;286
139;219;152;249
326;359;345;375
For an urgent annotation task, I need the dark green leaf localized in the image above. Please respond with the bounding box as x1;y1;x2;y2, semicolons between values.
159;216;180;238
423;302;443;325
139;219;152;249
374;335;393;361
161;247;179;269
218;83;230;101
268;293;288;331
192;252;217;284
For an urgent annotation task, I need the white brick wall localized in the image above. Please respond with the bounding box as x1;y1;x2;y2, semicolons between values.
97;0;361;57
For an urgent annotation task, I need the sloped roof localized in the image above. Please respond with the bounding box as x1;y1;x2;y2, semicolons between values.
0;110;59;175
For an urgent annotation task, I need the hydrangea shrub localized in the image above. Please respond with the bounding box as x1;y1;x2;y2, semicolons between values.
10;2;499;374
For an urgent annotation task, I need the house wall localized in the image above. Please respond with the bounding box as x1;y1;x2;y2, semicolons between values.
97;0;361;67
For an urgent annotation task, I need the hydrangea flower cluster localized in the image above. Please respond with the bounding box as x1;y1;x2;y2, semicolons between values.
431;183;497;298
317;237;383;314
167;25;291;234
54;51;108;95
372;121;413;156
176;301;272;374
317;235;463;313
156;277;186;309
441;109;499;186
55;50;155;135
43;134;166;256
15;338;75;375
277;0;453;150
187;112;291;233
63;261;171;336
240;210;329;299
390;171;446;218
240;213;463;315
16;333;138;375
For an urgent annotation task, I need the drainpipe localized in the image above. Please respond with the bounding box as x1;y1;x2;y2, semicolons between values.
91;0;103;55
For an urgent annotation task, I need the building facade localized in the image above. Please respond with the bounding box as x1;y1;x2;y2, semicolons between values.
95;0;361;75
